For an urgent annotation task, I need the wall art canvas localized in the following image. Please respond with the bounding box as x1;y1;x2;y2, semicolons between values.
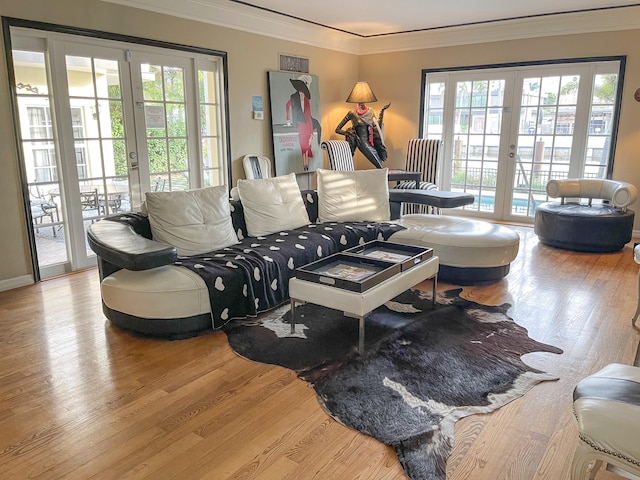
268;71;322;175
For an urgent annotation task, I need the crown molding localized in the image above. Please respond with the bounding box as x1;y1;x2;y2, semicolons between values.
101;0;640;55
359;6;640;54
100;0;362;54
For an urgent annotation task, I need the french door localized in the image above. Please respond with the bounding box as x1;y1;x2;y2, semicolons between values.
9;25;228;279
422;59;623;222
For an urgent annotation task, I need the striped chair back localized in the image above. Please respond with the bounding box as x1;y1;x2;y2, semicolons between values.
401;139;443;215
406;138;441;185
321;140;355;171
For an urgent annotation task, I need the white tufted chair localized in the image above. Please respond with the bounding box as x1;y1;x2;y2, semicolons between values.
572;363;640;480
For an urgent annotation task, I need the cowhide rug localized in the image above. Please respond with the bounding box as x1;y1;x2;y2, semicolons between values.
223;288;563;480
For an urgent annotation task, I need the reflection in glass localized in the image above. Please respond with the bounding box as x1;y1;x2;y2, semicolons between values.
13;51;49;95
166;104;186;136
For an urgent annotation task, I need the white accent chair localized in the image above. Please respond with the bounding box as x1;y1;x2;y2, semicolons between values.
242;154;272;179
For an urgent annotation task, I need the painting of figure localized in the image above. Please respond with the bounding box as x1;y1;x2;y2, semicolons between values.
268;71;322;175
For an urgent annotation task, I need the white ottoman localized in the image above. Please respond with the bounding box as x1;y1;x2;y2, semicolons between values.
572;363;640;479
389;214;520;284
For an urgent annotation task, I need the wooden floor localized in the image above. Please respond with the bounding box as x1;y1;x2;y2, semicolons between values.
1;225;639;479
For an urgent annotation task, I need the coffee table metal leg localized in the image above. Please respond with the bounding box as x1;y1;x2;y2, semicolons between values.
290;298;296;333
432;274;438;306
359;315;365;354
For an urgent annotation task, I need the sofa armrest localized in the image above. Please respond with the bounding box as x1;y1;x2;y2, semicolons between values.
88;220;177;271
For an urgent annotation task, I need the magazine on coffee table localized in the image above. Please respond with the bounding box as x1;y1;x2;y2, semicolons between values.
361;249;411;263
295;253;401;292
344;240;433;272
315;262;378;282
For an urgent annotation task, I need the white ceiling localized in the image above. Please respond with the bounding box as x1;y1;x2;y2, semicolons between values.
227;0;640;36
101;0;640;54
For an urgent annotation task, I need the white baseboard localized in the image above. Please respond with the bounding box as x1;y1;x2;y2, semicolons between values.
0;275;35;292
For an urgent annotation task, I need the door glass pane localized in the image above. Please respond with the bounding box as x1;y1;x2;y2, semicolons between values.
12;50;67;268
199;66;224;187
423;81;445;140
66;54;131;232
584;73;617;179
142;63;189;191
513;74;579;217
452;79;505;213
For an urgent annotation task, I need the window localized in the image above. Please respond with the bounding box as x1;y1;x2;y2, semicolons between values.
421;58;624;221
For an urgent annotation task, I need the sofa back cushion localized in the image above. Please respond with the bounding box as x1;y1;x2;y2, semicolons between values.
237;172;310;236
317;168;390;222
145;185;238;256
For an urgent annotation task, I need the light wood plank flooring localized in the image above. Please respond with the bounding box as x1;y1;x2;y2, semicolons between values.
1;225;638;479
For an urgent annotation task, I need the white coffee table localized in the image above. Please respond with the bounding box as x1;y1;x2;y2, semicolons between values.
289;255;439;353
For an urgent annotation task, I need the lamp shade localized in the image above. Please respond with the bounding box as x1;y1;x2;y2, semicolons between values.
346;82;378;103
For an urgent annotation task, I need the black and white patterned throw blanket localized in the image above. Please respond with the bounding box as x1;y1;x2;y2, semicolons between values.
177;221;405;329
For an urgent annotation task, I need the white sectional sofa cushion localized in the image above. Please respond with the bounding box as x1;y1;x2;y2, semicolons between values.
317;168;390;222
237;172;310;236
145;185;238;256
102;266;210;319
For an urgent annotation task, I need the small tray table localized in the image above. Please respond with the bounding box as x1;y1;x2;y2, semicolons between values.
294;254;400;293
344;240;432;271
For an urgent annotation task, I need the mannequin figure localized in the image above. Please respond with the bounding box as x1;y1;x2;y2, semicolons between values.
335;101;390;168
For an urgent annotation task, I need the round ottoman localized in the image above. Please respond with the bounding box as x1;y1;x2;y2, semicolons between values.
389;214;520;284
534;202;634;253
572;363;640;479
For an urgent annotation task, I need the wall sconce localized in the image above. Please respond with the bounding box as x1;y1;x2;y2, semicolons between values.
90;104;101;120
635;87;640;102
345;82;378;104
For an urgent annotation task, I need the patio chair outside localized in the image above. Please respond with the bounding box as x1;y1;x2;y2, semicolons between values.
29;185;59;236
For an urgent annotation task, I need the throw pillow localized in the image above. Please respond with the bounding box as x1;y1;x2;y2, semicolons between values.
317;168;390;222
237;172;310;236
145;185;239;256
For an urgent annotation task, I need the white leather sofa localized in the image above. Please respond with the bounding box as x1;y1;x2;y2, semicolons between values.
88;177;519;338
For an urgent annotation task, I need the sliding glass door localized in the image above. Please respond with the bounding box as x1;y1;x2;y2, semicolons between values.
422;59;623;222
9;24;229;279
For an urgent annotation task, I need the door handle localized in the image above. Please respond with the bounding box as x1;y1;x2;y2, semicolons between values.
129;151;139;170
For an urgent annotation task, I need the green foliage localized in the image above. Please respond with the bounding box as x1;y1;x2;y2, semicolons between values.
143;66;188;176
108;67;189;180
109;86;127;176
